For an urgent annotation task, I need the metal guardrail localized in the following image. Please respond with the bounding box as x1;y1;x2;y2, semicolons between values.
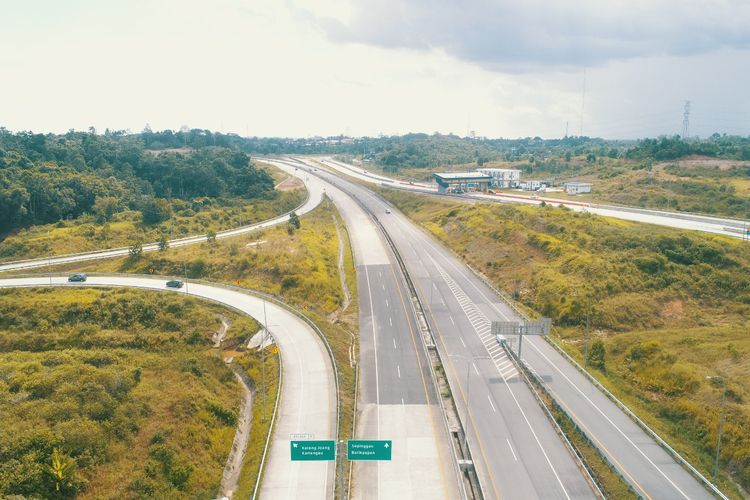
339;179;730;499
449;261;730;499
322;156;750;231
587;201;749;230
252;338;283;500
0;179;312;268
501;340;606;499
337;179;477;500
545;337;729;500
0;272;340;500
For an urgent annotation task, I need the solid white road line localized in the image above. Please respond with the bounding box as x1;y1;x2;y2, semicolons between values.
427;253;573;500
507;439;518;462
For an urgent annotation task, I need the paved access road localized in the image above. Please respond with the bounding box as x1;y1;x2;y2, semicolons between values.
323;158;749;240
313;158;719;499
0;161;327;273
268;158;462;500
290;158;597;500
0;276;336;500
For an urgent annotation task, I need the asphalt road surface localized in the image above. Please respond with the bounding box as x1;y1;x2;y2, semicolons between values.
0;275;336;500
0;161;326;273
313;157;719;500
323;157;749;241
290;158;598;500
267;158;461;500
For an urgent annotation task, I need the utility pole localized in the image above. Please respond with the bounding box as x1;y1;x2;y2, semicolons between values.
462;360;471;458
682;100;691;139
706;375;727;484
262;297;269;422
584;296;591;366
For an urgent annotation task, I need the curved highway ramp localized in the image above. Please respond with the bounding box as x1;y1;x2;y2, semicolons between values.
0;276;337;500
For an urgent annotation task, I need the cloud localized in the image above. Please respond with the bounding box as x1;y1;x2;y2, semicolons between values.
294;0;750;71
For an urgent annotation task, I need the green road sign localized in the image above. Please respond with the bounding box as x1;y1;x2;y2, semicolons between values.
290;440;336;461
347;440;392;461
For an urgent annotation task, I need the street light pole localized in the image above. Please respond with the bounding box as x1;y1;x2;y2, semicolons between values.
262;298;268;422
707;375;727;484
463;360;471;458
584;301;590;366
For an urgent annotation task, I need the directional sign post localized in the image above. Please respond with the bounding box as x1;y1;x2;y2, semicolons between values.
290;440;336;461
492;318;551;359
347;440;392;461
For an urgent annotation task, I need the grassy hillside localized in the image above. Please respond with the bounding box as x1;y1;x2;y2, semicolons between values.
379;189;750;495
0;189;304;262
0;287;263;499
31;199;360;495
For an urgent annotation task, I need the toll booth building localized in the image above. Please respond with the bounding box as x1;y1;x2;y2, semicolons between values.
433;172;492;194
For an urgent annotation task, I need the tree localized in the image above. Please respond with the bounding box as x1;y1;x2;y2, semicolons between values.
158;234;169;252
45;447;75;493
587;339;606;370
92;196;119;223
289;211;301;229
129;240;143;258
140;197;171;225
206;230;217;245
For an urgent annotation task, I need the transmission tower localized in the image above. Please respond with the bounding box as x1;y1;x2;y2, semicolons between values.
682;100;691;139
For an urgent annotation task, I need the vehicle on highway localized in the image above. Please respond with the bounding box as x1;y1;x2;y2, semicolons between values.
67;273;87;282
385;208;391;214
166;279;184;288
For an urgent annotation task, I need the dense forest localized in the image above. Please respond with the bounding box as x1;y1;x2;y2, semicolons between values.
0;287;261;499
0;129;275;236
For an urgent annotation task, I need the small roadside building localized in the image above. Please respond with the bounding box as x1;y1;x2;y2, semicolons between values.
433;172;492;193
564;182;593;195
477;168;521;188
520;180;545;191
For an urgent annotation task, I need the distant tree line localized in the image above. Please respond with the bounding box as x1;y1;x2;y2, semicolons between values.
2;126;748;236
0;129;275;234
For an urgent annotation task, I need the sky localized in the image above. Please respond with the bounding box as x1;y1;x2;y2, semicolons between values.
1;0;748;139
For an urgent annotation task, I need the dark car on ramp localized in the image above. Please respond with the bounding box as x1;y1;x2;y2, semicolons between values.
166;280;184;288
67;273;87;282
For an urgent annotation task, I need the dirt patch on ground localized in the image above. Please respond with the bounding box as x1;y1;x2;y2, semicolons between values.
275;176;304;192
660;299;685;320
654;156;749;171
144;147;195;155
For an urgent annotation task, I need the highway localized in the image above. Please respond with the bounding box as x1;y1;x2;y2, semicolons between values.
290;158;598;499
0;161;326;273
0;152;724;499
0;275;337;500
267;159;461;500
322;158;749;240
310;157;720;499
